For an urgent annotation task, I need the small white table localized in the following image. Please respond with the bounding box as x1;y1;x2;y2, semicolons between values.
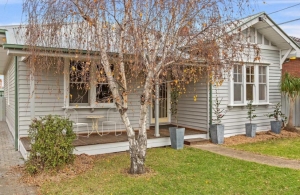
86;115;104;136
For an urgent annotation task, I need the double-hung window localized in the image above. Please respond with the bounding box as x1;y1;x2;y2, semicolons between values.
69;61;90;106
230;64;269;106
65;60;114;108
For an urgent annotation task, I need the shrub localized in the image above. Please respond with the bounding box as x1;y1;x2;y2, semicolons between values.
26;115;76;175
212;88;227;124
246;100;257;124
265;102;286;122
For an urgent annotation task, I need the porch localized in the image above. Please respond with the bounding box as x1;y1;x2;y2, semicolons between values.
19;125;207;160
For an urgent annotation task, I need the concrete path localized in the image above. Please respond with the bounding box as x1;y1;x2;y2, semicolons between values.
0;122;36;195
193;144;300;170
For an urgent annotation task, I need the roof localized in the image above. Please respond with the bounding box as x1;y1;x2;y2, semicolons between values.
1;12;300;74
290;36;300;46
233;12;300;50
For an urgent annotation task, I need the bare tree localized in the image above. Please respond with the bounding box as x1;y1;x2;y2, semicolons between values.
22;0;256;174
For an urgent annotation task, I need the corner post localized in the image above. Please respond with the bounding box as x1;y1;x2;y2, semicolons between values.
14;56;18;150
154;78;160;137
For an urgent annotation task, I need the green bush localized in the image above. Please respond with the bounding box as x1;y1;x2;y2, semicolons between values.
26;115;76;175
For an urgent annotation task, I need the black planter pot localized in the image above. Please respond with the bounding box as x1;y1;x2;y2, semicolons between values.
270;121;282;134
169;127;185;149
245;123;257;137
210;124;224;144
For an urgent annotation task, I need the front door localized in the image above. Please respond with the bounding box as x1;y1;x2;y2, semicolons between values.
151;82;170;123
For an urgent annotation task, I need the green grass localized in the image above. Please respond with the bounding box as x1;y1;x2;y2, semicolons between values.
230;137;300;160
40;147;300;195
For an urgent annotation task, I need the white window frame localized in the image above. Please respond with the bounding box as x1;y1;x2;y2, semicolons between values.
229;63;269;106
63;59;115;109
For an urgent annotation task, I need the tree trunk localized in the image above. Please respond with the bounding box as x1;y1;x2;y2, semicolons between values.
285;98;295;131
128;70;154;174
118;111;146;174
129;130;147;174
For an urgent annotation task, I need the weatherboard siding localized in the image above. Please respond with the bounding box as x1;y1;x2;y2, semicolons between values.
17;59;146;137
4;58;15;137
212;49;281;137
173;77;208;131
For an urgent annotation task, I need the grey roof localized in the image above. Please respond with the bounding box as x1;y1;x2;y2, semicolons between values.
290;36;300;46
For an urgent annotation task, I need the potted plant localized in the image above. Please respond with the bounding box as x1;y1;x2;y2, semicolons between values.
245;100;257;137
169;85;185;149
210;89;227;144
266;103;287;134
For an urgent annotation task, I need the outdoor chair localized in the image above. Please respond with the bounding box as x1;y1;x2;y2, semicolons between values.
64;108;90;138
101;108;123;136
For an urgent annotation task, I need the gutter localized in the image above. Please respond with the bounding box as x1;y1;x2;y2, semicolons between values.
0;29;7;35
3;43;119;56
14;56;18;150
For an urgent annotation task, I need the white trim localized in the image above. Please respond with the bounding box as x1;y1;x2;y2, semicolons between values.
229;63;270;106
7;49;104;60
19;140;29;160
30;73;35;119
263;17;299;51
7;68;10;106
64;59;114;108
280;48;292;69
64;58;70;108
150;82;170;124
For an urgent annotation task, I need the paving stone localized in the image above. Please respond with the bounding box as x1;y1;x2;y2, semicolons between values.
0;122;37;195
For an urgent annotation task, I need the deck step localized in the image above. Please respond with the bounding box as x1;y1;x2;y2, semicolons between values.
184;138;208;145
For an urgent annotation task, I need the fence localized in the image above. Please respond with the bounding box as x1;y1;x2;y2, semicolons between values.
281;94;300;127
0;97;5;121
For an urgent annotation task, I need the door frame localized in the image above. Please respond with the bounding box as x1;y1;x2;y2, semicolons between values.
150;82;171;124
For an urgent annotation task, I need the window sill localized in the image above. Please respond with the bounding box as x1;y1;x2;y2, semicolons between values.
227;102;271;108
63;103;115;109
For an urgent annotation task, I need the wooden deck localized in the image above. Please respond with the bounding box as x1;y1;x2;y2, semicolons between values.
20;125;206;151
19;125;207;159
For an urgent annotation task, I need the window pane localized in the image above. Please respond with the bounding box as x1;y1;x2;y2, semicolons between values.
259;84;266;101
95;64;113;103
234;65;242;82
70;61;90;104
70;61;90;82
259;66;266;74
70;83;89;103
96;84;112;103
259;74;266;83
246;84;253;101
257;31;262;44
246;74;250;82
246;66;254;83
259;66;266;83
234;84;242;102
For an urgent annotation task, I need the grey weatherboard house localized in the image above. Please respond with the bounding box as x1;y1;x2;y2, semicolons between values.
0;12;299;159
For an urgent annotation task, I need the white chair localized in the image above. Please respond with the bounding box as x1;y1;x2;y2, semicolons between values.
101;108;123;136
65;108;90;138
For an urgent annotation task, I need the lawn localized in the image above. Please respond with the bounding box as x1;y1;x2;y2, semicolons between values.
229;137;300;160
39;147;300;195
